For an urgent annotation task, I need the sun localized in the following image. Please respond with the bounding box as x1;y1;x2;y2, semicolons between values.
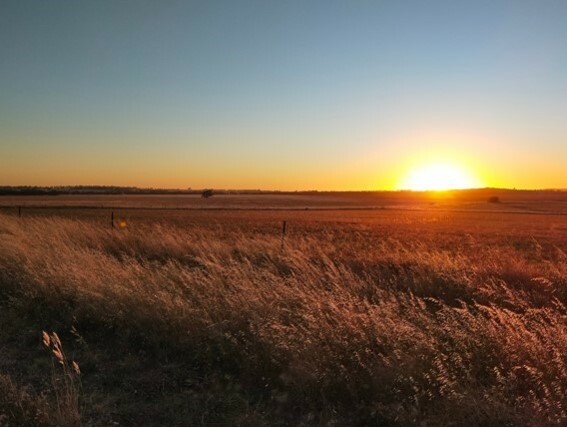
398;162;481;191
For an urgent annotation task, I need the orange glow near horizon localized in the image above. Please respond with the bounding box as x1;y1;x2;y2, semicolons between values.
397;161;483;191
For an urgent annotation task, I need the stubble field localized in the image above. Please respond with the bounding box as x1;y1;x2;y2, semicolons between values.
0;190;566;426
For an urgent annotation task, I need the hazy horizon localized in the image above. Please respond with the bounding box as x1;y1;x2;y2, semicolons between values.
2;183;567;193
2;0;566;191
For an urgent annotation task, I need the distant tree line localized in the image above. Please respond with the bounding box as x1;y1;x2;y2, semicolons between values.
0;186;318;196
1;186;563;197
0;186;202;196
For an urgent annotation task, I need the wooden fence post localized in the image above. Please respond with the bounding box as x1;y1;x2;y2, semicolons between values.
18;206;21;218
111;211;114;229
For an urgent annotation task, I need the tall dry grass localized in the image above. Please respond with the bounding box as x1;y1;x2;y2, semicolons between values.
0;212;566;425
41;331;82;425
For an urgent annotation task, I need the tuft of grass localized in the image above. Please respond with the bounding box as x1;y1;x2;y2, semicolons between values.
42;331;82;426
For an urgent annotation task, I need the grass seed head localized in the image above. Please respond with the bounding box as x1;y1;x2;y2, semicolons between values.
52;349;64;364
52;332;62;348
42;331;51;348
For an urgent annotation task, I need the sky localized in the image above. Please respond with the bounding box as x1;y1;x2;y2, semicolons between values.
1;0;566;190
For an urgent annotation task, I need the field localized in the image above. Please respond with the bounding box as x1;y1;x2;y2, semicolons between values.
1;190;566;426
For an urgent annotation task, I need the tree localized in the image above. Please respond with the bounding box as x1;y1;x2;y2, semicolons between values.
487;196;500;203
201;189;214;198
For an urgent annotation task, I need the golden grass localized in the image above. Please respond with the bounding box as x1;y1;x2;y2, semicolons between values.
41;331;81;425
0;209;566;425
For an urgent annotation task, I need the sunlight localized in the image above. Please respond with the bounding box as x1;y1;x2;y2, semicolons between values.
398;161;481;191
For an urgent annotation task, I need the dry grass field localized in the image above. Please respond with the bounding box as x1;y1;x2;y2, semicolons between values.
1;191;566;425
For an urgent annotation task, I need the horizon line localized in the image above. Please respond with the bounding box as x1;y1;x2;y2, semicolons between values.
1;185;567;193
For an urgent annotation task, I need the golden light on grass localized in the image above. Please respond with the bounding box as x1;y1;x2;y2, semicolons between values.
398;161;482;191
41;330;82;424
2;202;567;425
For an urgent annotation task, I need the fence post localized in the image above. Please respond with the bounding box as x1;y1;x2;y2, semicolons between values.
111;211;114;229
18;206;21;218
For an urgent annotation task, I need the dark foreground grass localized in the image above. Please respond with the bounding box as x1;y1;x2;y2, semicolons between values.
0;210;566;426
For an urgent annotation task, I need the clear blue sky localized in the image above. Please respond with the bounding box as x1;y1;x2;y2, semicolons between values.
1;0;566;190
